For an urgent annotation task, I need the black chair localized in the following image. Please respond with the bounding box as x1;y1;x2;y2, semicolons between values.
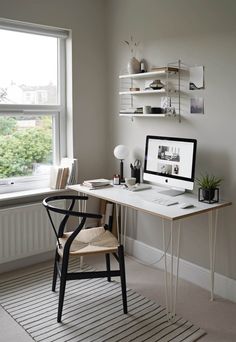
43;195;127;322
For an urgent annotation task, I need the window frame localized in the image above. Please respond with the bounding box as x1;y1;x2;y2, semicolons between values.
0;19;69;189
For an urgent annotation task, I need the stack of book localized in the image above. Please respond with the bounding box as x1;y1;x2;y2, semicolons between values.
50;166;70;189
82;178;111;190
120;107;143;114
61;158;78;185
50;158;78;189
151;66;179;73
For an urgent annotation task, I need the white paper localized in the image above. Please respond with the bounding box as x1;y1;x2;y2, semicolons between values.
189;66;204;90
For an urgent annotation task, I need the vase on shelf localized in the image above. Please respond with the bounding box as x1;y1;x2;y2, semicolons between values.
127;57;141;74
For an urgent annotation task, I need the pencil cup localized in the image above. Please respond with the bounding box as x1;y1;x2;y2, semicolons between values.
131;168;140;183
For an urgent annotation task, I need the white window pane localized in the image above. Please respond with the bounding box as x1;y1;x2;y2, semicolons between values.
0;30;58;105
0;115;54;178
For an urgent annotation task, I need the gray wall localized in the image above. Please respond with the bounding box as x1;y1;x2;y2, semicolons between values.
106;0;236;279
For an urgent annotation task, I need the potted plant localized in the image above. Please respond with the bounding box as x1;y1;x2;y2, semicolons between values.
196;174;222;203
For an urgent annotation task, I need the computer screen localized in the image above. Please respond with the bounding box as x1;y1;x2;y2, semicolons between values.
143;135;197;195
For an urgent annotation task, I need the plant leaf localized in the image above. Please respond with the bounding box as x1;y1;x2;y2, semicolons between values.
123;40;130;46
196;173;222;189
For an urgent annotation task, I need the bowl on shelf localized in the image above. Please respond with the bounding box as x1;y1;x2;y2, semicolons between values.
151;107;163;114
149;79;164;90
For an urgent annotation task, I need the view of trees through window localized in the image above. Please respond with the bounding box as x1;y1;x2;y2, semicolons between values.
0;115;53;178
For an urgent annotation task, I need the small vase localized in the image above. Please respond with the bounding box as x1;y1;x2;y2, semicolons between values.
127;57;141;74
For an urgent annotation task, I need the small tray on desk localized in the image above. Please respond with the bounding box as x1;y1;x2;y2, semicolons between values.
128;184;152;192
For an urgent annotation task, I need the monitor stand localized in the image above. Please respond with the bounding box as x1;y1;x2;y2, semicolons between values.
158;188;186;197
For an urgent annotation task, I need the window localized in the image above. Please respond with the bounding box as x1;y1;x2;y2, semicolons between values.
0;20;69;192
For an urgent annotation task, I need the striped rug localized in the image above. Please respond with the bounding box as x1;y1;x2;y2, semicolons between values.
0;262;206;342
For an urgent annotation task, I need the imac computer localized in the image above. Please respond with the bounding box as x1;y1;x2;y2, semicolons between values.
143;135;197;196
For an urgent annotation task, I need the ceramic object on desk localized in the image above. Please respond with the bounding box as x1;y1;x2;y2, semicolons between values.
125;177;136;187
127;57;141;74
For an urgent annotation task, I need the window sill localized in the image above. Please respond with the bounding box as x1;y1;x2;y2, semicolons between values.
0;187;73;208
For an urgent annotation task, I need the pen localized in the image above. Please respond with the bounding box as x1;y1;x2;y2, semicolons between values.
134;159;141;169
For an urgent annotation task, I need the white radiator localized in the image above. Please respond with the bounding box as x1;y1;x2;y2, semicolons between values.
0;202;63;264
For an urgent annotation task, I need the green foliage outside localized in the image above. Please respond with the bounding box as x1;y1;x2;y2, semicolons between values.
0;117;17;135
0;116;52;178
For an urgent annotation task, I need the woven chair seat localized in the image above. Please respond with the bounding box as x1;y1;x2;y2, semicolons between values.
58;226;119;256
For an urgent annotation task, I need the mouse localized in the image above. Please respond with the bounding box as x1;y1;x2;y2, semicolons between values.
179;203;194;209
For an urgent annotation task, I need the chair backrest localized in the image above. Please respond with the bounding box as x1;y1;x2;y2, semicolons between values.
43;195;102;252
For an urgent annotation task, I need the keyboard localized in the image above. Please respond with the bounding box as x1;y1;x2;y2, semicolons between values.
152;197;179;206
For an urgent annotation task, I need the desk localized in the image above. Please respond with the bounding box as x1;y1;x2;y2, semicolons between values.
69;184;231;319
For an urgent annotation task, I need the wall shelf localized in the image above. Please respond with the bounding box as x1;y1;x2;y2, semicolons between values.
119;89;166;95
119;68;179;80
119;60;181;122
119;113;167;118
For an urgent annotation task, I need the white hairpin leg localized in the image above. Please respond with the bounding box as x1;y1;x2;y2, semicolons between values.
170;220;174;317
123;206;128;249
115;203;120;243
78;191;87;223
115;204;127;247
173;221;181;317
81;195;87;268
133;209;137;233
162;219;182;320
78;191;86;268
209;209;218;301
120;205;124;244
83;198;87;212
162;219;169;319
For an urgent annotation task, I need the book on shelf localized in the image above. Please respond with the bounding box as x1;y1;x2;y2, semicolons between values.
82;178;111;189
120;107;143;114
151;66;179;73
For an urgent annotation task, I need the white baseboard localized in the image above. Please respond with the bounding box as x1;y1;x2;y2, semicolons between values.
125;236;236;303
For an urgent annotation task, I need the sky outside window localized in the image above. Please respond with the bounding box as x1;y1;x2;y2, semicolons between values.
0;29;58;105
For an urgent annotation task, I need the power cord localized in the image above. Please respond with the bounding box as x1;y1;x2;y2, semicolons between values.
127;231;171;268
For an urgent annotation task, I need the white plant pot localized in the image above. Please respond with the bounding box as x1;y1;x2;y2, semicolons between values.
127;57;141;74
